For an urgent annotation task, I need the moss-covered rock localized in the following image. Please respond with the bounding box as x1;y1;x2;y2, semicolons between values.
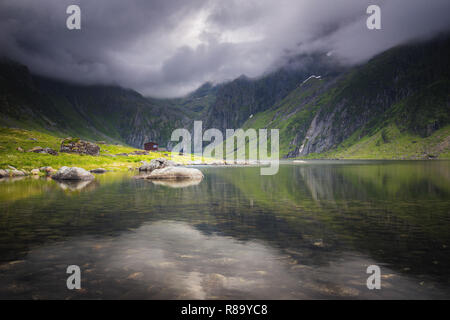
60;138;100;156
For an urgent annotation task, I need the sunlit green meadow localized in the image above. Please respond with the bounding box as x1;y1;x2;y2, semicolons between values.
0;127;210;171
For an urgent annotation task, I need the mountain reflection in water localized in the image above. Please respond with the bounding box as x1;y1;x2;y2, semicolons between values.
0;161;449;299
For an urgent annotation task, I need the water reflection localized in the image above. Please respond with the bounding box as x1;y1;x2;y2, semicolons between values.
0;161;449;299
151;179;203;188
56;180;97;192
2;221;446;299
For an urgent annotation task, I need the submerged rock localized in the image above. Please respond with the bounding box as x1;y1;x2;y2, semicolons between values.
142;167;203;180
90;168;107;174
60;137;100;156
51;166;95;181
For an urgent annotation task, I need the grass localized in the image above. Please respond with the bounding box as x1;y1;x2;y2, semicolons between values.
2;122;448;172
236;38;450;160
299;125;450;160
0;127;206;172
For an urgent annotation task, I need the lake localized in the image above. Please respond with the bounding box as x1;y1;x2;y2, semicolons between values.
0;160;449;299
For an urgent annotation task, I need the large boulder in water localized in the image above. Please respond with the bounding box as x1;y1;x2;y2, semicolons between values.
139;158;176;172
60;138;100;156
51;166;94;181
142;167;203;180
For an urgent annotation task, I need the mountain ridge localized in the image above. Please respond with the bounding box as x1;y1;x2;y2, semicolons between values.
242;36;450;159
1;36;449;159
0;59;188;148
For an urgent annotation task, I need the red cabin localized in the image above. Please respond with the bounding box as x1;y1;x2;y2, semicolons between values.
144;142;158;151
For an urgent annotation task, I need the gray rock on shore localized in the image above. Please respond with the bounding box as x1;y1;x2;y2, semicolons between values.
0;167;27;177
51;166;95;181
0;169;8;178
26;146;58;155
39;166;56;175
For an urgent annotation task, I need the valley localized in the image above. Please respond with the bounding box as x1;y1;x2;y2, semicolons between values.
1;36;449;160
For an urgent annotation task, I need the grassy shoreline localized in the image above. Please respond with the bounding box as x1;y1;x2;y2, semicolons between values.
0;127;195;172
1;126;449;175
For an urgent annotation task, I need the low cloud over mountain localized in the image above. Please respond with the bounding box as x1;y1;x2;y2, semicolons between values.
1;0;449;97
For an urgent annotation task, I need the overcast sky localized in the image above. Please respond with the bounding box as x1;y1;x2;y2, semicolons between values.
0;0;449;97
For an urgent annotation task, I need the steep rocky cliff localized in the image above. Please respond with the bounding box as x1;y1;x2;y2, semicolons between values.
243;36;450;159
296;37;450;156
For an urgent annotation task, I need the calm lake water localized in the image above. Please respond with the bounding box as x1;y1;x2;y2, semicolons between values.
0;160;449;299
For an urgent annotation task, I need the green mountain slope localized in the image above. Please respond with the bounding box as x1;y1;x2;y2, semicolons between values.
0;60;187;148
204;53;343;133
240;36;450;159
1;36;449;159
163;82;220;119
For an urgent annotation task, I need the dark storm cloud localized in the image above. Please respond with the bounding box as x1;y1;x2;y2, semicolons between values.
0;0;449;97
